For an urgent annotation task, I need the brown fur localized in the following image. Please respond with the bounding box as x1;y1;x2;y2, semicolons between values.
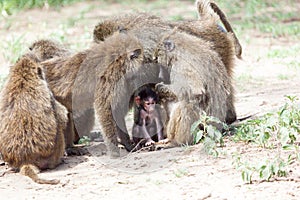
29;39;71;61
37;50;92;154
72;32;145;157
92;2;241;77
0;54;67;184
154;30;234;145
196;0;242;58
165;89;200;146
29;39;95;153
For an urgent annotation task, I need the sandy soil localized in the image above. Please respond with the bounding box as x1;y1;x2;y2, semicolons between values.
0;1;300;199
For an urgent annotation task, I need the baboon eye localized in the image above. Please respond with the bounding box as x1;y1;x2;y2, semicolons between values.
163;40;175;52
29;47;33;51
37;67;44;80
118;26;127;33
130;49;142;60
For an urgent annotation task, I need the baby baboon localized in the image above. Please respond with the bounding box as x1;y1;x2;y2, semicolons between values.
154;30;234;145
132;87;164;148
29;39;71;61
0;54;68;184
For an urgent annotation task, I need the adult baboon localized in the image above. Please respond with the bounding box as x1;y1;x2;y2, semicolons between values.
154;30;234;145
72;31;169;157
28;39;94;154
0;54;67;184
40;50;92;155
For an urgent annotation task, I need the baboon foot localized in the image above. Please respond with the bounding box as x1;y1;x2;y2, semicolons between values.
157;138;169;144
145;139;155;146
106;143;120;158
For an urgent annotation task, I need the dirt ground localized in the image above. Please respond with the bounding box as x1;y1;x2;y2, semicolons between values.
0;1;300;199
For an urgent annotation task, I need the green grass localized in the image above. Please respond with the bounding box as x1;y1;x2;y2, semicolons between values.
0;0;84;16
1;34;26;64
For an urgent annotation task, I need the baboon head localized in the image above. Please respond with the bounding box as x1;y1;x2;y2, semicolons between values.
13;54;45;82
29;39;68;61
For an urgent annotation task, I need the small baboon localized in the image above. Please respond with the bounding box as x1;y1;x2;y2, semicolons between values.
132;87;164;148
0;54;68;184
29;39;71;61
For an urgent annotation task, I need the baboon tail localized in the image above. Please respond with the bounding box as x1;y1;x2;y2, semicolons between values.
210;2;242;58
196;0;242;58
20;164;60;185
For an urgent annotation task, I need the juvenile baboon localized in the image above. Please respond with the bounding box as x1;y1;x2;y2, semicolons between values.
29;39;71;61
153;30;234;145
132;87;164;148
0;54;67;184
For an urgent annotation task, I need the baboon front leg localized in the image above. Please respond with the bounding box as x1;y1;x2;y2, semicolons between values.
96;109;120;158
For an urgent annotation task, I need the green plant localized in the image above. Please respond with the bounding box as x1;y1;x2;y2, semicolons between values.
78;136;91;145
232;96;300;183
232;153;291;184
1;0;83;17
191;112;227;157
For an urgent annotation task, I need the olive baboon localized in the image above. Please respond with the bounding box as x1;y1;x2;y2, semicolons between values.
0;54;67;184
154;30;233;145
40;50;92;155
132;87;164;148
29;39;94;155
72;32;145;157
29;39;71;61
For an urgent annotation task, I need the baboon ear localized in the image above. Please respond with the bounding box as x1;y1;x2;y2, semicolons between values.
130;49;142;60
163;40;175;52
